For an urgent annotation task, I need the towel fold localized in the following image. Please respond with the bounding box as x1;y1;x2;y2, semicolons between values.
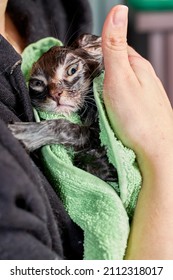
22;37;142;260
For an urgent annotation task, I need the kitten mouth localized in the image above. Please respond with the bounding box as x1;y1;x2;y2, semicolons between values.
51;97;76;113
55;102;76;114
58;100;75;108
58;103;74;109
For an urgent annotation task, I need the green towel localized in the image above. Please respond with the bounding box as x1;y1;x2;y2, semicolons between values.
21;37;142;260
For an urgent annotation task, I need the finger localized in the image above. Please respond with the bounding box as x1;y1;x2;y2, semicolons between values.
127;46;166;93
102;5;133;81
127;46;157;77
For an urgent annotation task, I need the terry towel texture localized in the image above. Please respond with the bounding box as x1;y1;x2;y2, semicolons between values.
22;38;142;260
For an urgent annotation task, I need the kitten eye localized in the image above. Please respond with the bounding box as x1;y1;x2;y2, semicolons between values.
29;79;46;91
67;63;78;76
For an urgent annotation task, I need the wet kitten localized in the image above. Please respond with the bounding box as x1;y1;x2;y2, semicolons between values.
9;34;117;182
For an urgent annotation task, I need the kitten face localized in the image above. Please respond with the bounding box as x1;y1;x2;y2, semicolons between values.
29;45;101;115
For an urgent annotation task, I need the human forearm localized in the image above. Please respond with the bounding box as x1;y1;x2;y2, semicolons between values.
125;153;173;259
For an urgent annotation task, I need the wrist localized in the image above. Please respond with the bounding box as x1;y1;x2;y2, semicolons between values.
137;142;173;189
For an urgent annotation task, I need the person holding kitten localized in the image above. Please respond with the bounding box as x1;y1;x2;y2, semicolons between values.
0;0;173;259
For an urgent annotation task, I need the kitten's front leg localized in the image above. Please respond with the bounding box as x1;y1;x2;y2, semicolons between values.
8;120;90;152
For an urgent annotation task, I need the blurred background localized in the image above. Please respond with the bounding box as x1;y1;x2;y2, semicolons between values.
88;0;173;106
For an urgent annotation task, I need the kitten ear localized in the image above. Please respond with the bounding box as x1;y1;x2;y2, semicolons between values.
71;33;103;64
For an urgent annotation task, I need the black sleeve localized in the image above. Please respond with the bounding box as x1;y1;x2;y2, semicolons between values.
0;120;64;259
0;119;84;259
7;0;92;45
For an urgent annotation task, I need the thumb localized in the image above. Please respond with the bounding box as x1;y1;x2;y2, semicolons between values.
102;5;131;80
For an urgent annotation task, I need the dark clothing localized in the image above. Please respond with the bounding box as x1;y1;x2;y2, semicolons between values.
7;0;92;45
0;0;92;259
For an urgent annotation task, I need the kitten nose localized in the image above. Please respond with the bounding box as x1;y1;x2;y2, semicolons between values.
50;85;63;97
56;83;63;96
56;89;63;96
49;82;64;100
51;90;63;101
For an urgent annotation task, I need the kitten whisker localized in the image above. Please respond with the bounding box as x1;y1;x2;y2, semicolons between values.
64;20;93;46
85;97;96;103
84;100;97;107
63;17;77;44
80;103;89;118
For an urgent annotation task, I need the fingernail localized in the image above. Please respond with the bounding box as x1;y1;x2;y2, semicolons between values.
112;5;128;27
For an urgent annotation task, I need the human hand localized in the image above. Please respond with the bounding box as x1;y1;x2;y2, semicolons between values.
102;5;173;173
102;6;173;259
